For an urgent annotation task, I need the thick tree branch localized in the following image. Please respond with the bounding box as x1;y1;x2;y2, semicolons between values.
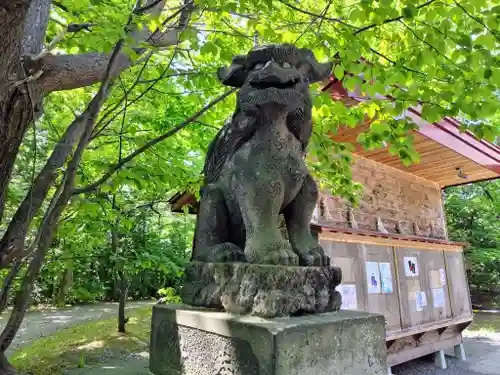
0;110;92;267
0;257;23;314
73;87;238;195
29;52;134;92
33;0;194;93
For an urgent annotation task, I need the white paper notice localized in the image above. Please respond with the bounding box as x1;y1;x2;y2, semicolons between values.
338;284;358;310
416;291;427;312
404;256;419;277
379;262;393;293
433;288;445;308
439;268;447;286
366;261;381;294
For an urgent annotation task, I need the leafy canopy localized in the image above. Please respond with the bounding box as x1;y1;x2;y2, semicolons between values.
43;0;500;205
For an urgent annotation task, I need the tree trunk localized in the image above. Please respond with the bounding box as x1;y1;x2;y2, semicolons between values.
54;267;73;306
0;0;50;226
0;353;17;375
117;271;128;333
111;217;127;333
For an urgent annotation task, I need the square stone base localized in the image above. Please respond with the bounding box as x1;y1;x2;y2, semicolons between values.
150;304;387;375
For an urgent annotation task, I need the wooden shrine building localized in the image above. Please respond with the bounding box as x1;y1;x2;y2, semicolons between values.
169;78;500;370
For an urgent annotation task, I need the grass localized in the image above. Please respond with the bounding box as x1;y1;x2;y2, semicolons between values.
9;306;152;375
464;311;500;336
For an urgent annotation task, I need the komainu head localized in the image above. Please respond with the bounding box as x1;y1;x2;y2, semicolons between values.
217;44;333;115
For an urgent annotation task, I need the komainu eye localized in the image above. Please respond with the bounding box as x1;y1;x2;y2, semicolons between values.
282;62;291;68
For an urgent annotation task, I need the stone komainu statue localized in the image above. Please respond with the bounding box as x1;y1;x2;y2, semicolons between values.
192;44;332;267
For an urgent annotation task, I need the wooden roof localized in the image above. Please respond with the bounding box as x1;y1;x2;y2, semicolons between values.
325;79;500;188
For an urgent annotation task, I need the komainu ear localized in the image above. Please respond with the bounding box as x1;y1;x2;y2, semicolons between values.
298;48;333;83
217;55;249;87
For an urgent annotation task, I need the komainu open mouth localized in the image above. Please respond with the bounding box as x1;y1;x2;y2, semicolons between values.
250;76;300;90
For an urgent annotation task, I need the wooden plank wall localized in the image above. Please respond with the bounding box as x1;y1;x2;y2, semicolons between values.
320;235;472;339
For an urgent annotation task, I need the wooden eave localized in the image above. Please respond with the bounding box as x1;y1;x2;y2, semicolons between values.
168;190;198;214
325;79;500;188
311;224;467;252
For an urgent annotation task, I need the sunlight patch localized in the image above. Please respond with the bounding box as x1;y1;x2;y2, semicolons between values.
77;340;105;350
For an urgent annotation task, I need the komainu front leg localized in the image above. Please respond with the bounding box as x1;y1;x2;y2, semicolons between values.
192;185;246;263
232;173;298;266
283;174;330;266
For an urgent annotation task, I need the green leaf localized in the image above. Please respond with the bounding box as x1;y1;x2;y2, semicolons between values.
475;34;497;50
421;104;442;123
402;6;416;19
200;41;219;56
334;64;345;80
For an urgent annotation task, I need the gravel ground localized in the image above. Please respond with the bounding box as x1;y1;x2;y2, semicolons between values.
5;303;499;375
393;332;500;375
0;300;154;354
67;330;500;375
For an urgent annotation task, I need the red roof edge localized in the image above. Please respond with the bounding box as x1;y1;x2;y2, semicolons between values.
407;108;500;175
323;77;500;178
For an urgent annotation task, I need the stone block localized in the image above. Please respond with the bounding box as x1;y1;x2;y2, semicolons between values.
180;262;342;318
150;304;387;375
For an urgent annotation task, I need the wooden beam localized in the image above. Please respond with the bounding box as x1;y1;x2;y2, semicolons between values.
315;225;465;252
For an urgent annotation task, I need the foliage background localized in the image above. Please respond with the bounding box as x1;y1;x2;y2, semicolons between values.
444;180;500;309
1;0;500;306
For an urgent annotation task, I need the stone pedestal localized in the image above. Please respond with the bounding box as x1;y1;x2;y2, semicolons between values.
181;262;342;318
150;304;387;375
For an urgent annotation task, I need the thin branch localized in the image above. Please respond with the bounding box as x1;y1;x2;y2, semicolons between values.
453;0;500;43
134;0;164;14
294;3;324;43
137;70;215;84
366;45;453;84
277;0;356;29
91;49;179;139
194;27;253;39
73;87;238;195
52;1;69;12
220;19;253;39
354;0;438;35
416;20;460;45
316;0;334;34
204;7;256;20
91;52;155;138
399;20;459;68
194;120;219;130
